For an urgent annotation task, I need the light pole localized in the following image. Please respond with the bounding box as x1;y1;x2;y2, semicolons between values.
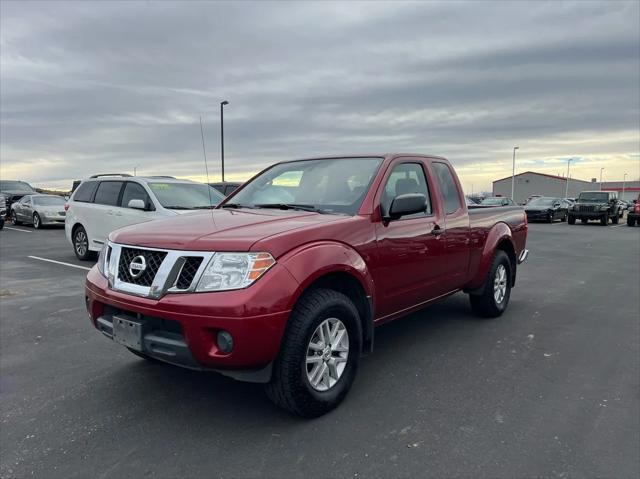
622;173;627;200
564;158;572;198
134;164;140;176
220;100;229;182
511;146;519;201
599;167;604;191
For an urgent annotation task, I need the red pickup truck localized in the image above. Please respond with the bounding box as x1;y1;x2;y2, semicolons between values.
85;154;528;417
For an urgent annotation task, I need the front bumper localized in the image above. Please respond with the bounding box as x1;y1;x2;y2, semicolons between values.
525;211;551;221
85;263;299;381
569;210;608;220
41;215;66;225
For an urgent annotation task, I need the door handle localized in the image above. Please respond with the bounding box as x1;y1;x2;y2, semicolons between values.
431;225;445;236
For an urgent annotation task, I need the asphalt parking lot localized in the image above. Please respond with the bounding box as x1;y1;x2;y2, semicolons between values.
1;220;638;478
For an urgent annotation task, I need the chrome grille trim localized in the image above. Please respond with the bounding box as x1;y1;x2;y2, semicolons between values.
106;242;215;299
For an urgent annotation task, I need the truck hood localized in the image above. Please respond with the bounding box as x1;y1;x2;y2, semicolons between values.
109;208;348;253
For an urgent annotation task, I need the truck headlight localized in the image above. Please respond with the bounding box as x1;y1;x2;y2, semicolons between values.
97;242;111;277
196;252;275;292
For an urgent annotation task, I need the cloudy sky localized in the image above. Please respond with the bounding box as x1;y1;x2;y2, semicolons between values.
1;0;639;192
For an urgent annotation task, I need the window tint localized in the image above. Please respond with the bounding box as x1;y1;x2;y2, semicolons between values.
381;163;432;218
20;196;31;204
121;182;152;209
73;181;98;203
433;162;462;214
93;181;123;206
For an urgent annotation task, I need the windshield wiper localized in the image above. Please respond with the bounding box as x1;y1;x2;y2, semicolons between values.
220;203;249;209
163;206;194;210
253;203;324;213
192;205;217;209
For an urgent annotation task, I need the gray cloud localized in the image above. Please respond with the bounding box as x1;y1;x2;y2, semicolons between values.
1;0;639;189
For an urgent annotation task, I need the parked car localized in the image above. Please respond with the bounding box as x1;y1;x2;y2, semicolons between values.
481;196;516;206
66;174;225;260
0;196;6;230
10;194;67;229
524;195;542;205
0;180;36;217
627;196;640;226
85;154;529;417
568;191;620;225
524;197;569;222
209;181;243;196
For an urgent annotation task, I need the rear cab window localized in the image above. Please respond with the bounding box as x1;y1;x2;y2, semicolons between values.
432;162;462;215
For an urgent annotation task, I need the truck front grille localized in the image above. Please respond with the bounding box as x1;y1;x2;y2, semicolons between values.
578;205;597;212
118;247;167;286
176;257;204;289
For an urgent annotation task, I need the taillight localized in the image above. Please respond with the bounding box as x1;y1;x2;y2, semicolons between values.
64;203;70;211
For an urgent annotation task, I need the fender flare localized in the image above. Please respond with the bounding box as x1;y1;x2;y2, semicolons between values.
279;241;376;350
466;222;516;291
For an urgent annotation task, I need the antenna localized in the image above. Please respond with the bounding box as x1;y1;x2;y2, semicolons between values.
199;116;216;223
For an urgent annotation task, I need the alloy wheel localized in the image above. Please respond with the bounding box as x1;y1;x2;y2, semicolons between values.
306;318;349;392
75;230;88;256
493;264;507;304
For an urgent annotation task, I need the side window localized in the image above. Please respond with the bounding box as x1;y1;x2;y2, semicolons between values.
21;196;31;205
432;162;462;215
93;181;123;206
381;162;432;218
121;182;152;209
73;181;98;203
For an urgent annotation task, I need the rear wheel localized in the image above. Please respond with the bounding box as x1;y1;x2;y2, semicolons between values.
11;211;22;225
265;288;362;417
73;225;96;260
469;250;512;318
33;213;41;229
601;214;608;226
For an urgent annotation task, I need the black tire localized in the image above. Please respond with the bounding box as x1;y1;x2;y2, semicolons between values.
73;225;96;260
611;213;619;225
11;211;22;225
568;215;576;225
265;288;362;418
469;250;512;318
33;213;42;229
0;219;4;230
628;216;636;227
601;214;608;226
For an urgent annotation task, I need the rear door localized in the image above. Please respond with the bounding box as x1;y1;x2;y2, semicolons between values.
373;158;448;318
430;161;471;291
91;181;124;245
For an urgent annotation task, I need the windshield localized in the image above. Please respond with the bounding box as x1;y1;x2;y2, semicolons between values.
0;180;35;192
33;196;66;206
528;197;556;206
148;182;224;209
227;157;383;215
578;192;609;202
480;197;505;205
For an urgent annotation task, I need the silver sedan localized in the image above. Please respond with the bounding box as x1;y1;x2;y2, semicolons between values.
11;194;67;229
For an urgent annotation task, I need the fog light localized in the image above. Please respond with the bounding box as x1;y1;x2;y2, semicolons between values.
217;331;234;353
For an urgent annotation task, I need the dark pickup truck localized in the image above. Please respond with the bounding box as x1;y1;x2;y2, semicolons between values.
85;154;529;417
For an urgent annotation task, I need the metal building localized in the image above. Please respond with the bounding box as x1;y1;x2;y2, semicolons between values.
492;171;593;204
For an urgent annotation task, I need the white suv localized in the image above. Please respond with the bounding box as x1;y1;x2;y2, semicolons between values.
65;174;225;260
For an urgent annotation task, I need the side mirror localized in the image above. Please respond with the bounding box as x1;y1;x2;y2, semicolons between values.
386;193;427;220
553;202;560;207
128;199;147;210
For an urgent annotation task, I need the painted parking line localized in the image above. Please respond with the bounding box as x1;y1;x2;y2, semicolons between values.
4;226;32;233
28;256;91;271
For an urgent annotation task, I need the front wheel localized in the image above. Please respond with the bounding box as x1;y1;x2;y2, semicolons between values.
265;288;362;417
568;215;576;225
601;214;608;226
561;213;567;222
11;211;22;225
469;250;512;318
611;213;619;225
73;225;96;260
628;216;636;227
33;213;42;229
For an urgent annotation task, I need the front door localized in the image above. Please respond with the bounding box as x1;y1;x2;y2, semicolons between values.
372;159;448;319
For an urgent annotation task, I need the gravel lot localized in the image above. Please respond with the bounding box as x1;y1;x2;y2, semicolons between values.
1;220;638;478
